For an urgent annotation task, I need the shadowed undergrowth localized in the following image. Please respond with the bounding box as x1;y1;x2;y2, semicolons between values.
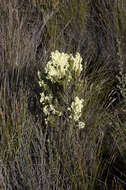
0;0;126;189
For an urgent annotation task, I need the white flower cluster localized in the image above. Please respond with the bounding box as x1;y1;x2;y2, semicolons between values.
40;92;61;118
71;96;84;121
45;50;83;83
38;71;48;89
78;121;85;129
38;50;85;129
68;96;85;129
40;92;53;104
43;104;62;117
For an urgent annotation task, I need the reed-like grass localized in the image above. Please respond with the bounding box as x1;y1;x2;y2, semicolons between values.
0;0;126;189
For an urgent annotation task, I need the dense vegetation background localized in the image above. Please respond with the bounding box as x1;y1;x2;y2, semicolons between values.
0;0;126;189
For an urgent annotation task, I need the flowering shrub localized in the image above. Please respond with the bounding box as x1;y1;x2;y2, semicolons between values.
38;50;85;129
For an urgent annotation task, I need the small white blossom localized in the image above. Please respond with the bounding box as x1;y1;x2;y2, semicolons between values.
78;121;85;129
71;96;84;121
40;93;53;104
39;80;47;88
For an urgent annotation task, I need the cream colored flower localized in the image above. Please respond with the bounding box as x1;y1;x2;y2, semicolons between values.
45;50;70;82
38;50;83;126
78;121;85;129
71;96;84;112
40;92;53;104
51;50;69;68
39;80;47;88
71;96;84;121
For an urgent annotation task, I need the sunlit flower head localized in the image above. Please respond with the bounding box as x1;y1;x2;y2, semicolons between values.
45;50;70;82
